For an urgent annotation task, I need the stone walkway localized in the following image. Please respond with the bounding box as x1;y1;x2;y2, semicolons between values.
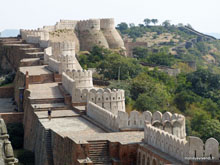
40;116;105;136
29;83;63;99
20;65;52;75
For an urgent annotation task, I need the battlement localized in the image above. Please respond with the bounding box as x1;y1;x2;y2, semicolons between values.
44;47;52;64
55;20;78;30
87;101;118;131
87;88;126;114
77;19;101;31
117;110;185;137
144;123;220;163
100;18;115;29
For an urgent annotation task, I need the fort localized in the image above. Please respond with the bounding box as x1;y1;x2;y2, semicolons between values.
0;18;219;165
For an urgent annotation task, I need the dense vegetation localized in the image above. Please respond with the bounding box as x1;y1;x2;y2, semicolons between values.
78;44;220;142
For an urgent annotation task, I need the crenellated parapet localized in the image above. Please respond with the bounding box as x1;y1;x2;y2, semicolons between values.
144;123;220;163
87;88;126;115
47;41;82;73
117;110;185;137
55;20;78;30
87;101;118;131
77;19;101;31
100;18;115;29
65;69;93;89
20;18;125;52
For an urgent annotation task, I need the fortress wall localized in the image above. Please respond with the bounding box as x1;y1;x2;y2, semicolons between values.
87;101;118;131
87;88;126;115
100;18;125;49
144;123;220;163
144;123;188;163
65;69;93;89
0;86;14;98
62;72;75;96
117;110;185;136
55;20;78;30
42;25;56;32
44;47;52;64
77;19;109;51
48;57;61;73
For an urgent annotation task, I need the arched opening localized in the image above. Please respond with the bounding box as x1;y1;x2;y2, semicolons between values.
194;150;197;158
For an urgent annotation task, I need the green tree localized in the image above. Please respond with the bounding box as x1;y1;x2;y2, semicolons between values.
132;47;149;59
199;119;220;142
144;18;151;26
151;19;158;25
162;20;171;27
116;22;128;34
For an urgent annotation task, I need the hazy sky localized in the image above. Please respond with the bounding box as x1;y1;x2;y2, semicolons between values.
0;0;219;33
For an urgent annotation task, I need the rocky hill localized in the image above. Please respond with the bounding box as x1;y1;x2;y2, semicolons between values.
117;22;220;73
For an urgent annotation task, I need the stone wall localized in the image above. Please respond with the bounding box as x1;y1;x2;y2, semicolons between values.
0;112;23;124
87;88;126;115
65;69;93;89
144;123;220;163
0;86;14;98
48;58;60;73
137;144;172;165
87;101;118;131
21;18;125;52
100;18;125;49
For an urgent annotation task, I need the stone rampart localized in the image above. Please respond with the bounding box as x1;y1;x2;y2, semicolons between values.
87;101;118;131
87;88;125;115
48;57;61;73
143;111;186;139
0;86;14;98
62;72;75;96
55;20;78;30
20;18;125;52
100;18;125;49
77;19;109;51
65;69;93;89
144;123;220;163
44;47;52;64
47;41;82;73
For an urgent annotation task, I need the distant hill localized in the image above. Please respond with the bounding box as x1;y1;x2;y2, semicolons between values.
0;29;19;37
206;33;220;39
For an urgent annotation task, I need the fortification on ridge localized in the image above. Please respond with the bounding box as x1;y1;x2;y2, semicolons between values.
20;18;126;53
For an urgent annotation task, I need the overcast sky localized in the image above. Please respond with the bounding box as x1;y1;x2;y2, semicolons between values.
0;0;219;33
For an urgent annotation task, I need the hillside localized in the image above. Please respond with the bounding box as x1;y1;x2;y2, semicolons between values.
117;22;220;73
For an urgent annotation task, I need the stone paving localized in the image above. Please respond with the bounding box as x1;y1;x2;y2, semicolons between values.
29;83;63;99
0;98;16;113
19;65;52;75
40;116;105;136
67;131;144;144
35;110;79;119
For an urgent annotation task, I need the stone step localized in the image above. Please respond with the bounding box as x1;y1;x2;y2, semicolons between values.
20;47;42;53
20;58;41;67
25;52;44;59
30;98;64;104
